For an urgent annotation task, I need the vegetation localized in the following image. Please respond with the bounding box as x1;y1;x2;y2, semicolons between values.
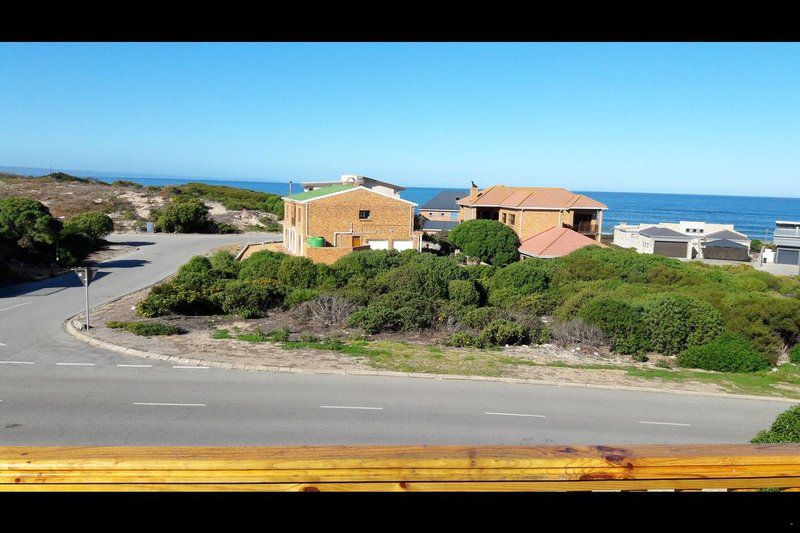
106;320;186;336
448;219;520;267
154;198;218;233
163;182;284;218
676;333;771;373
751;405;800;443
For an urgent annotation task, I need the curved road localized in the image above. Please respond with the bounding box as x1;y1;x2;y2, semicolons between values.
0;233;792;445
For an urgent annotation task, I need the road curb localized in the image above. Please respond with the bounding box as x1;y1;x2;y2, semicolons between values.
63;316;798;404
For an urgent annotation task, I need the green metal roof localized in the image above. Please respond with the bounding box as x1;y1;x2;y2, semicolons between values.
285;184;356;201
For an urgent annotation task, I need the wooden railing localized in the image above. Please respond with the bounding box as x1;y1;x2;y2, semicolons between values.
2;445;800;491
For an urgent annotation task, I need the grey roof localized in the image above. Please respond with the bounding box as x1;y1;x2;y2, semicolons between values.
704;238;748;249
420;190;469;211
639;226;693;240
421;219;459;232
705;229;748;241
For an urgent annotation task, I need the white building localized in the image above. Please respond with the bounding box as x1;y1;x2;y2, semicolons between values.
613;221;750;260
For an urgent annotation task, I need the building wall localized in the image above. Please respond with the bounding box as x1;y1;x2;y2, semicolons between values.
421;209;458;221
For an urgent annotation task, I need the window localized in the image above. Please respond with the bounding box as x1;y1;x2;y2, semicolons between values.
509;214;516;225
359;210;371;220
450;212;458;220
501;213;507;223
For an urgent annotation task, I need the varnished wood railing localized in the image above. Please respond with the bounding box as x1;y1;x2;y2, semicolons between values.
1;445;800;491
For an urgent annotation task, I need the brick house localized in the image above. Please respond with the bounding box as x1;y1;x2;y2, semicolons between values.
282;184;422;264
456;183;607;243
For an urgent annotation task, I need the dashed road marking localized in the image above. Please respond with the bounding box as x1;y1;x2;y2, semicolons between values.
133;402;206;407
320;405;383;410
485;412;546;418
638;420;692;427
0;361;34;365
117;364;153;368
0;301;31;312
172;365;209;369
56;362;96;366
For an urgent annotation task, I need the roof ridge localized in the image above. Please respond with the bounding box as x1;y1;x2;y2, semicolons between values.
540;226;569;255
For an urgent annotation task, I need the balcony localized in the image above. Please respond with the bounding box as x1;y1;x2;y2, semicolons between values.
572;220;599;234
775;226;800;238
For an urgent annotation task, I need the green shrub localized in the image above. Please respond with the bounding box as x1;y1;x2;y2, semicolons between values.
266;326;291;342
457;306;495;329
62;212;114;242
347;291;436;333
328;250;404;287
0;196;61;262
213;279;285;318
284;288;319;308
477;319;529;347
489;258;553;299
105;320;185;336
209;251;240;278
676;334;770;373
155;198;216;233
216;222;239;234
136;281;220;317
751;405;800;443
375;254;466;299
644;294;724;355
447;279;481;306
791;345;800;364
444;331;482;348
448;219;520;267
578;298;650;355
277;255;317;289
238;250;288;281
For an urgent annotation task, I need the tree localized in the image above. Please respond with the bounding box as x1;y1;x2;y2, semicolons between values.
448;219;520;267
0;197;61;262
62;212;114;243
154;198;216;233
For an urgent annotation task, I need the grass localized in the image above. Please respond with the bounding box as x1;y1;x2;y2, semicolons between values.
211;328;232;339
106;320;185;336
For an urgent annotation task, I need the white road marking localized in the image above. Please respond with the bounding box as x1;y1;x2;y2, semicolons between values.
319;405;383;410
0;343;6;347
133;402;206;407
0;361;35;365
56;362;96;366
638;420;692;427
0;301;31;312
117;364;152;368
485;412;546;418
172;365;209;369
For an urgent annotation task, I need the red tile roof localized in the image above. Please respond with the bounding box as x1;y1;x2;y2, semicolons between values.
457;185;606;210
518;226;606;258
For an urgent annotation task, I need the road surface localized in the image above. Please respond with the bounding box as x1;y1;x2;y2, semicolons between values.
0;233;792;445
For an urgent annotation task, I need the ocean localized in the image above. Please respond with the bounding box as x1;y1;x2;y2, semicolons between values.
10;169;796;240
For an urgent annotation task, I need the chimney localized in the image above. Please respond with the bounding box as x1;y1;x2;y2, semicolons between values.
470;179;478;197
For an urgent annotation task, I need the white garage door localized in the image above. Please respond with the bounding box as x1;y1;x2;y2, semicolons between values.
368;240;389;250
392;240;414;251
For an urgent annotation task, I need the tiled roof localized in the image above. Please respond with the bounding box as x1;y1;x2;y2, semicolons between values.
639;226;693;239
284;184;356;201
456;185;606;210
421;219;459;232
518;226;606;258
704;229;749;241
420;190;469;211
704;238;748;249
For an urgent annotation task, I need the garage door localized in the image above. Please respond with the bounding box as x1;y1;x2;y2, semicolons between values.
777;248;800;265
367;240;389;250
653;241;687;258
392;240;414;251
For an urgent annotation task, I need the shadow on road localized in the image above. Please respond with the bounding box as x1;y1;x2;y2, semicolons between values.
111;240;156;247
96;259;150;269
0;259;147;298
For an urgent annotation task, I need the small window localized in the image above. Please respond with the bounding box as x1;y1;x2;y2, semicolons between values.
501;213;507;223
509;214;516;225
450;212;458;220
359;210;371;220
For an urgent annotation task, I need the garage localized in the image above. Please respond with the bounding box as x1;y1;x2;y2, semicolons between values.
653;240;688;258
776;247;800;265
392;240;414;251
703;239;750;262
367;240;389;250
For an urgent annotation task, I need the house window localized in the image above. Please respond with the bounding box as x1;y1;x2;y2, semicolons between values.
509;214;516;225
450;212;458;220
501;213;507;223
359;210;371;220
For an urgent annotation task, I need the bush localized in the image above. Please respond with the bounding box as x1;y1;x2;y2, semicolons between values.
284;288;318;308
448;219;520;267
489;258;553;300
216;222;239;234
155;198;216;233
676;333;770;373
328;250;404;287
578;298;649;355
266;326;291;342
375;254;466;299
347;291;436;333
444;331;482;348
447;279;481;306
457;306;495;329
295;295;358;326
791;345;800;364
57;227;95;266
208;251;240;278
751;405;800;443
106;320;185;336
277;255;317;289
549;319;608;347
62;212;114;243
238;250;288;281
0;196;61;262
644;294;724;355
213;279;285;318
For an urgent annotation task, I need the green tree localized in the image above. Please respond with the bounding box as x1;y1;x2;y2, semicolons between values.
155;198;216;233
62;212;114;243
0;197;61;262
448;219;520;267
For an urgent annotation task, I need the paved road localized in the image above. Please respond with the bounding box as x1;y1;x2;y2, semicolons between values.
0;233;792;445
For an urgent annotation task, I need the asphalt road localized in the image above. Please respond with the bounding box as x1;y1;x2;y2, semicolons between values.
0;233;793;445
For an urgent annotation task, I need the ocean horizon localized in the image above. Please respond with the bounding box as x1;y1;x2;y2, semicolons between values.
5;166;800;240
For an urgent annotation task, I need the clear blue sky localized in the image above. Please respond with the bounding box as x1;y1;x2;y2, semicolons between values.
1;42;798;196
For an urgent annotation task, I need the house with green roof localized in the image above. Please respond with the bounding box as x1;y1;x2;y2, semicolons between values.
281;182;421;264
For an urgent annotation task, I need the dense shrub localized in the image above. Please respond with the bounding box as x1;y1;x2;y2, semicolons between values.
62;212;114;242
212;279;285;318
477;319;529;347
136;281;220;317
208;251;240;278
444;331;482;348
791;345;800;364
327;250;404;287
0;197;61;262
155;198;216;233
284;288;319;308
347;291;436;333
457;306;495;329
751;405;800;443
720;293;800;356
447;279;481;306
107;320;186;336
375;254;466;299
644;295;724;355
676;334;770;373
489;258;553;300
578;298;649;355
277;255;317;289
448;219;520;267
238;250;288;281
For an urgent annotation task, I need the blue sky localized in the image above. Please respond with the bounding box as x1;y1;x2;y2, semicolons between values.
1;42;798;196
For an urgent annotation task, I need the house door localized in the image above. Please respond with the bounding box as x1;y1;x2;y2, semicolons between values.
352;235;362;247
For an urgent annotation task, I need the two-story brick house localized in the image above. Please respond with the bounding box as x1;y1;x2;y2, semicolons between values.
282;183;422;264
456;183;607;243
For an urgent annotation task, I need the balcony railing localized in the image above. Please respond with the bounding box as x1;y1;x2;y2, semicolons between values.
2;444;799;491
775;227;800;238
